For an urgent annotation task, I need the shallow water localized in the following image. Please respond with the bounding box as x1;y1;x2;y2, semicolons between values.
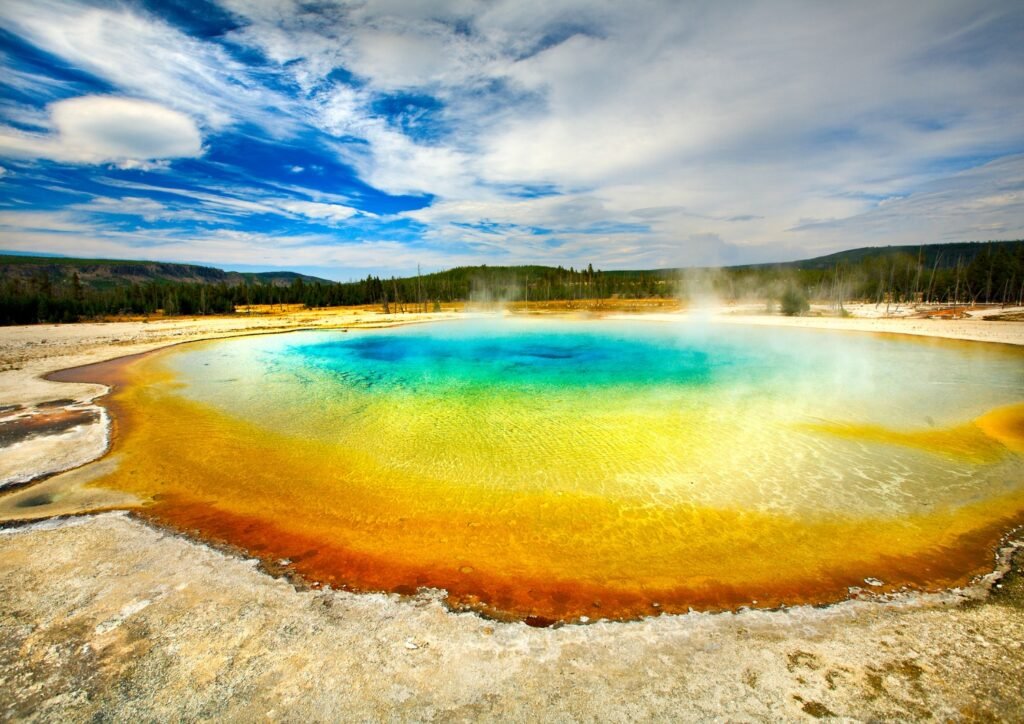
71;318;1024;621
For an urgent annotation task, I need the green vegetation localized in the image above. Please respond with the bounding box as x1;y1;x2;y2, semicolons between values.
1;240;1022;325
779;286;810;316
730;240;1024;311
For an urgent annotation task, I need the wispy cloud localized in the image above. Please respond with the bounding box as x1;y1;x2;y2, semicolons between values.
0;0;1022;274
95;178;364;225
787;154;1024;246
0;0;294;133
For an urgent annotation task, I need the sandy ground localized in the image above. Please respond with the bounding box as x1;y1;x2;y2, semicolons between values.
1;304;1023;720
711;303;1024;346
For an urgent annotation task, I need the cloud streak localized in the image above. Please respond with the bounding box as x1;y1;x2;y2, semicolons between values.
0;0;1022;276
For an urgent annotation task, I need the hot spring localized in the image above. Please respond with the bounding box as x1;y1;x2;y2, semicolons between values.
64;319;1024;622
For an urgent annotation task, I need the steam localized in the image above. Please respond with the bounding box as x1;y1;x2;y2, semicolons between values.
676;268;725;324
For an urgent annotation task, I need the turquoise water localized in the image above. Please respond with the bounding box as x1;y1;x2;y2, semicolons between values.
173;318;1023;426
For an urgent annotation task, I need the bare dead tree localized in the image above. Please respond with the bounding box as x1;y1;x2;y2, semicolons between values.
925;253;941;304
885;262;895;316
985;244;995;304
912;246;923;306
953;256;963;311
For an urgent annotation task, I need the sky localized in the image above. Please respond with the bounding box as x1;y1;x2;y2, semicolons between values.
0;1;1023;280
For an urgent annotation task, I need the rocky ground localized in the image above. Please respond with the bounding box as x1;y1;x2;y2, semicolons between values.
1;305;1023;721
1;514;1022;721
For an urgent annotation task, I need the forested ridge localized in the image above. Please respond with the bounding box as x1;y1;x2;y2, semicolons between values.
1;240;1022;325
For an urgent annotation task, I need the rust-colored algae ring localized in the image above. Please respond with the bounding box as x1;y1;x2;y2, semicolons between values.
47;319;1024;623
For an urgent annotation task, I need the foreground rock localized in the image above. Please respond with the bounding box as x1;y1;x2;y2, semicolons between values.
1;514;1022;720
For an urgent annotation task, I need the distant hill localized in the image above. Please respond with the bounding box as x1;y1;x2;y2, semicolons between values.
415;241;1024;280
734;240;1024;271
245;270;333;286
0;254;332;289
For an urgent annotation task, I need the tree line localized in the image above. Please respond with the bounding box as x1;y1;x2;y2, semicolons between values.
0;264;673;324
2;242;1022;325
763;242;1024;312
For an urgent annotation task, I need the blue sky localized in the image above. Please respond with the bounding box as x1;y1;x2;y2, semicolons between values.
0;0;1023;280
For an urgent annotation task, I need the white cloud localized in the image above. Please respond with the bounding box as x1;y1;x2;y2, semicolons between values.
0;49;75;98
5;151;1022;273
333;123;471;198
406;193;610;230
310;82;472;198
3;0;1024;268
350;30;450;89
208;0;1024;265
89;178;364;227
0;96;203;166
0;219;473;276
0;209;103;235
279;200;359;222
787;154;1024;248
0;0;294;133
71;196;223;224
